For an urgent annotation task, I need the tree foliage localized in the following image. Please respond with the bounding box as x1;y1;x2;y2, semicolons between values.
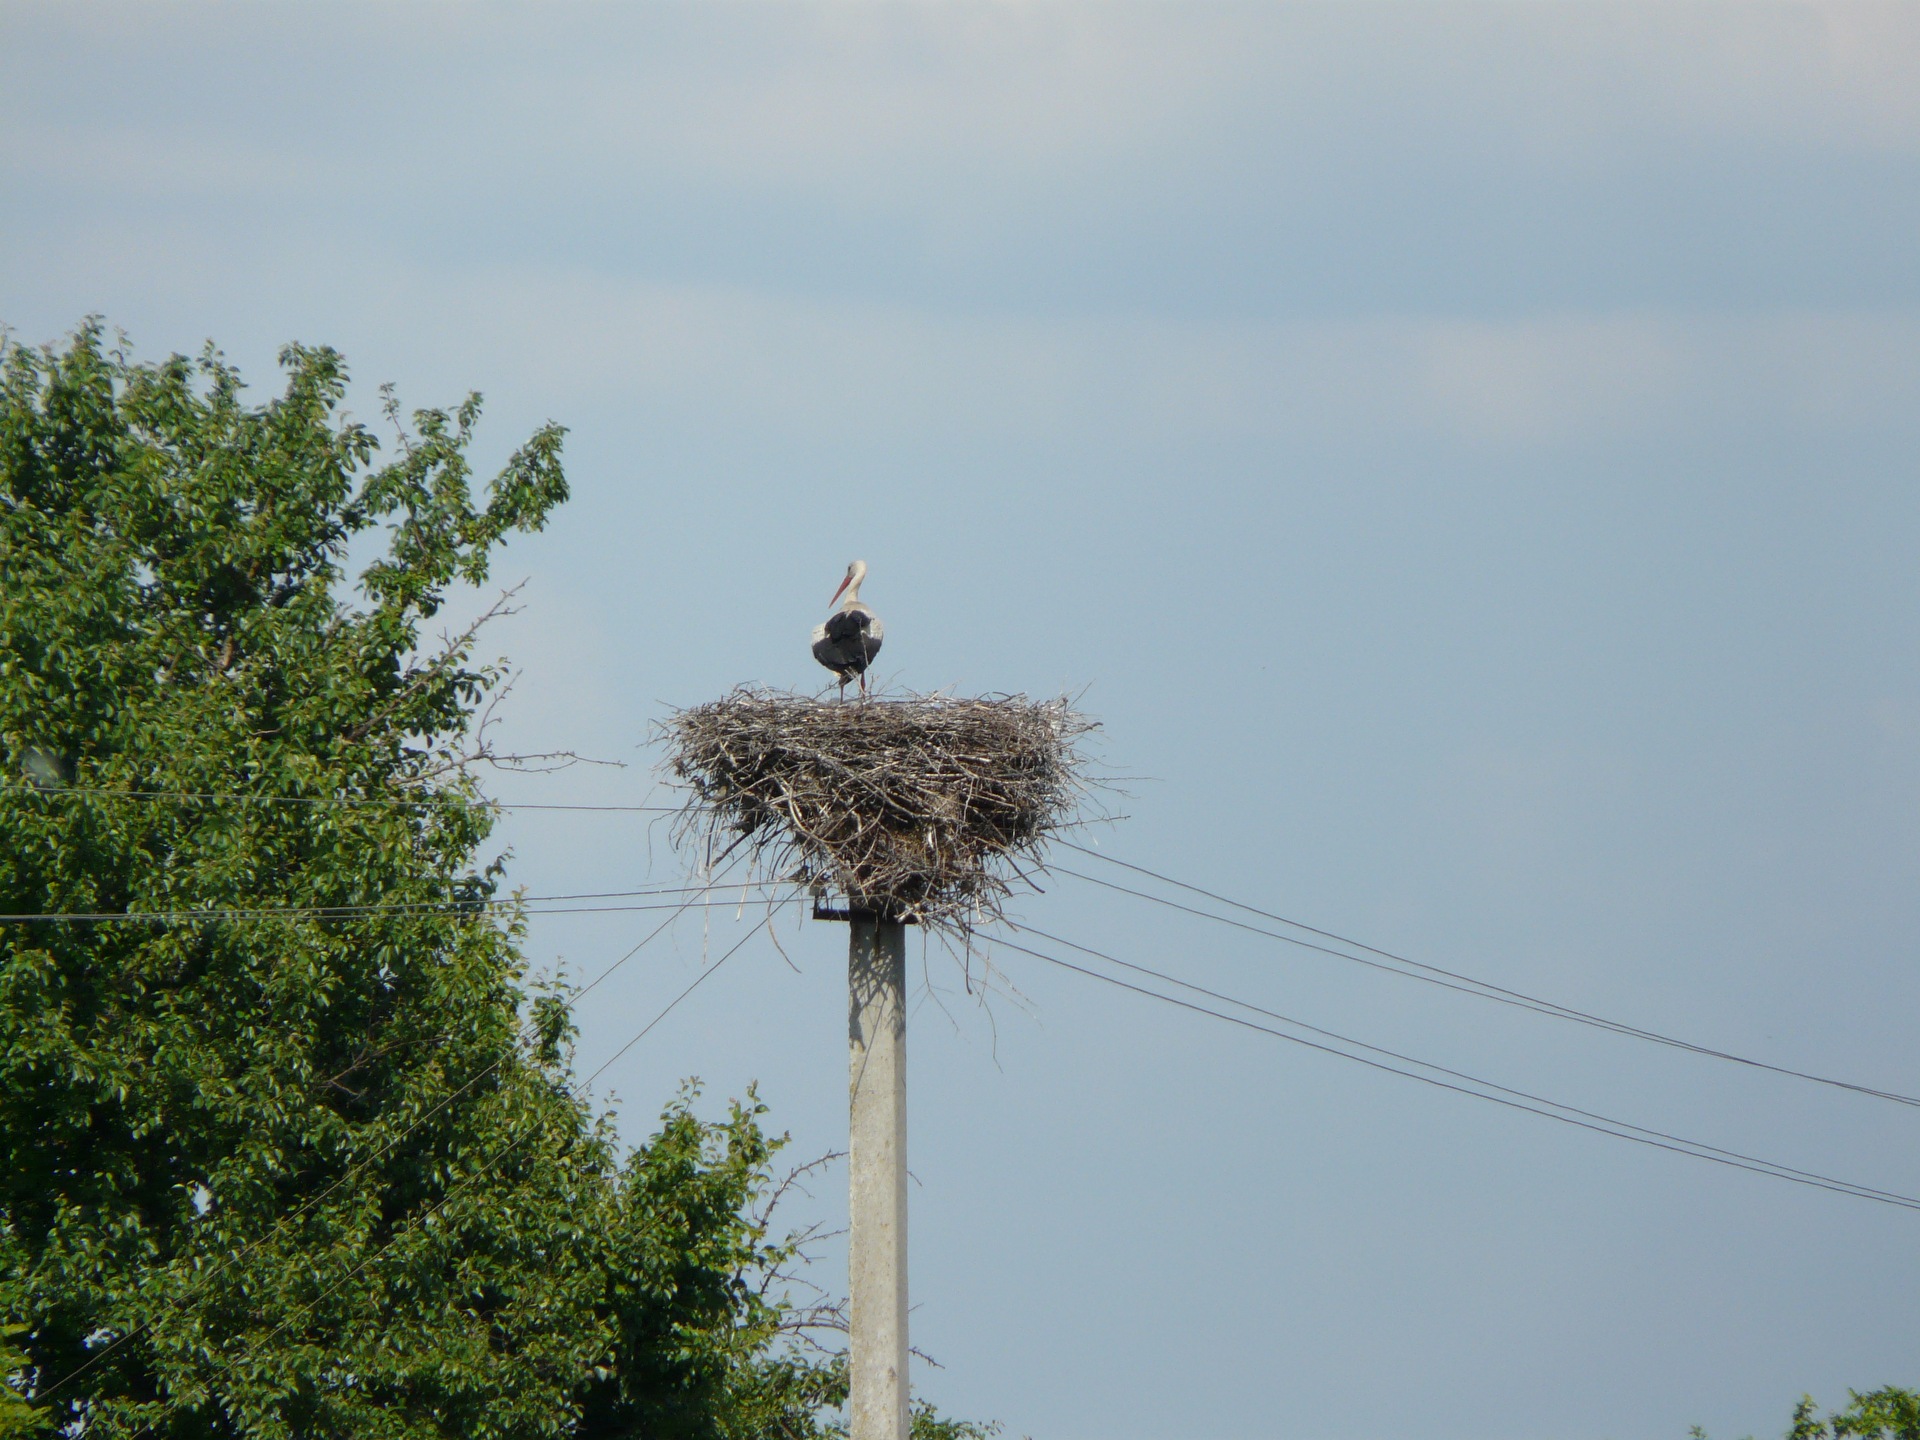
1693;1387;1920;1440
1794;1390;1920;1440
0;323;981;1439
1;1324;47;1436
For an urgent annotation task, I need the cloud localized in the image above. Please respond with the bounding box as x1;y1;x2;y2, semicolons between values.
11;197;1915;456
344;261;1920;451
9;3;1920;208
5;4;1918;457
1410;313;1688;447
1418;307;1920;444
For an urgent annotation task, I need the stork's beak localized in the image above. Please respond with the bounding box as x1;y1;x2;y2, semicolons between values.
829;573;852;605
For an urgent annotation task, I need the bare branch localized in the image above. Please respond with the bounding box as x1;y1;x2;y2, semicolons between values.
343;582;526;744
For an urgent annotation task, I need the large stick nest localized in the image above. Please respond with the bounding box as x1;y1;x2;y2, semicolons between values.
661;689;1097;933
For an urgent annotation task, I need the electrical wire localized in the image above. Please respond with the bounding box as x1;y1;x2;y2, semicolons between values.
29;853;771;1409
5;785;674;814
1009;920;1920;1206
0;886;784;925
92;907;782;1440
993;928;1920;1213
1055;844;1920;1110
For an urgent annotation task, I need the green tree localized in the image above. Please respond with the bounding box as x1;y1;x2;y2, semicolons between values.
1806;1389;1920;1440
1;1324;47;1436
0;323;852;1439
1694;1387;1920;1440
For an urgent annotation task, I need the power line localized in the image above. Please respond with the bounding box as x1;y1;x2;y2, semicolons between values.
92;908;781;1440
6;785;675;814
993;928;1920;1213
31;857;770;1409
0;885;784;926
1008;921;1920;1207
1054;845;1920;1110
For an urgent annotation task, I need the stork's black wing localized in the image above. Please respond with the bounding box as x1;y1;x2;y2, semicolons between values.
817;609;881;674
823;611;867;645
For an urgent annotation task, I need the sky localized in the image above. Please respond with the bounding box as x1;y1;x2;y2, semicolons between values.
5;3;1920;1437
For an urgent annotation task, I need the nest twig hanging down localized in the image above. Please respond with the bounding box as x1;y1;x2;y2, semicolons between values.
661;688;1097;934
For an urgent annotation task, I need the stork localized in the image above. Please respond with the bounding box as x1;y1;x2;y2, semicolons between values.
812;559;884;699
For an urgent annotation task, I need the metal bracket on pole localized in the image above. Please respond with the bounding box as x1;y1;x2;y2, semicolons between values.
813;897;918;925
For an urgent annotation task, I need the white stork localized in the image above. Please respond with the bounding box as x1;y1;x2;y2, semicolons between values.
811;559;884;698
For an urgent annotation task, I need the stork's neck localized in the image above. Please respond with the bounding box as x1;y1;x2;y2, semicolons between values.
839;576;864;608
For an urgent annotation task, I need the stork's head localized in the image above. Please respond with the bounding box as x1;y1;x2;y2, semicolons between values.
830;559;868;607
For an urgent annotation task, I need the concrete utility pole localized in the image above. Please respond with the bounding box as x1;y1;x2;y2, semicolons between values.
847;914;909;1440
667;685;1088;1438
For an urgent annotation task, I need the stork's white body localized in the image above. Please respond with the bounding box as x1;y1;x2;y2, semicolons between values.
812;560;884;697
